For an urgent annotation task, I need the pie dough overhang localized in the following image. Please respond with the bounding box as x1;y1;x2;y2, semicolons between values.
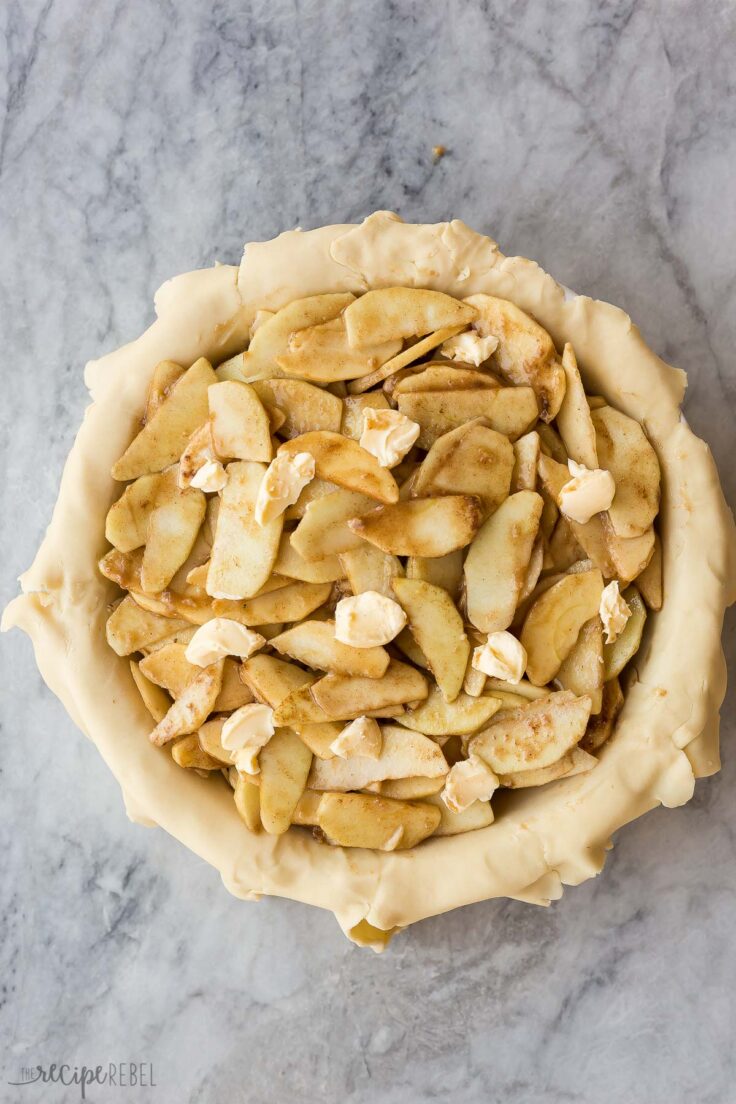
4;212;735;951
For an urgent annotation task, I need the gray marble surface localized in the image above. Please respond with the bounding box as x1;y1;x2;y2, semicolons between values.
1;1;735;1101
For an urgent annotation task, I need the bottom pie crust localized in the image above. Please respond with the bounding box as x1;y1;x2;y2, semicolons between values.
4;213;735;950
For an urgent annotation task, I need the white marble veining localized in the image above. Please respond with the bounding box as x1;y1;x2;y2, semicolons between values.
1;1;735;1101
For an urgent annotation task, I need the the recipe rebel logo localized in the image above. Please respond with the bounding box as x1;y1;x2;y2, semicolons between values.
7;1062;156;1099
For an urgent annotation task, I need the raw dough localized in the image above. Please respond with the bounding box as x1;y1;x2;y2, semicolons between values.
4;213;735;950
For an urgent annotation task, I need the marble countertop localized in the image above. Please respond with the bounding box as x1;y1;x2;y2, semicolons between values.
1;1;734;1101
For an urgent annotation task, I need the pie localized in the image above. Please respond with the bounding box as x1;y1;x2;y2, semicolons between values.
4;213;735;951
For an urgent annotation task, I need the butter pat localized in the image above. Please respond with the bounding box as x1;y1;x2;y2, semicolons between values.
472;632;527;684
559;459;615;524
442;754;499;813
600;580;631;643
190;459;228;492
185;619;266;667
330;716;382;759
440;329;498;366
255;451;315;526
334;591;407;648
222;703;275;774
360;408;420;468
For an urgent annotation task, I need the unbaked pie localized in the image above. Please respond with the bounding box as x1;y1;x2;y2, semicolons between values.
5;214;734;949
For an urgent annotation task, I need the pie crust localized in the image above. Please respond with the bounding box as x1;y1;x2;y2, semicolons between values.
4;212;735;950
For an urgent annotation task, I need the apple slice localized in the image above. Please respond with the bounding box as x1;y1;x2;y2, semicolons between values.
470;690;591;773
208;381;272;462
272;684;334;727
270;620;390;678
394;627;430;669
311;660;428;720
348;496;483;558
221;292;355;382
140;466;206;594
604;520;656;585
106;597;189;656
139;642;199;697
538;454;654;583
145;360;185;422
518;536;545;604
178;422;219;488
581;678;624;751
239;653;315;708
308;724;448;791
137;624;198;654
291;790;323;826
397;685;501;737
636;532;663;610
127;585;215;627
555;616;604;713
393;366;500;394
511;430;540;492
171;735;222;771
485;677;549;701
284;477;338;521
520;568;604;685
252;378;343;438
140;646;251;713
464;294;565;421
346;325;467;394
464;490;544;633
372;776;446;800
341;393;391;440
499;746;597;788
129;660;170;722
214;581;331;627
234;774;261;831
602;586;647;680
397;387;538;448
316;792;441;850
412;421;514;517
293;722;341;759
148;660;224;747
556;343;598;469
484;690;530;710
214;665;258;715
197;717;233;765
272;535;344;584
278;432;398;504
548;516;586;571
537;424;568;464
275;315;401;382
99;546;153;594
290;489;377;561
112;358;217;480
344;287;477;347
391;578;469;703
427;792;495;836
206;461;282;599
259;728;313;835
105;474;161;552
339;544;404;597
592;406;660;538
405;551;463;601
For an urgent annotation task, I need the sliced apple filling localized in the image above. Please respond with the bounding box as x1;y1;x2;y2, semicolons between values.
101;285;661;849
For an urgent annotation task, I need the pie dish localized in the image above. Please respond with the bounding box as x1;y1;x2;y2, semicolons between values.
4;212;734;950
